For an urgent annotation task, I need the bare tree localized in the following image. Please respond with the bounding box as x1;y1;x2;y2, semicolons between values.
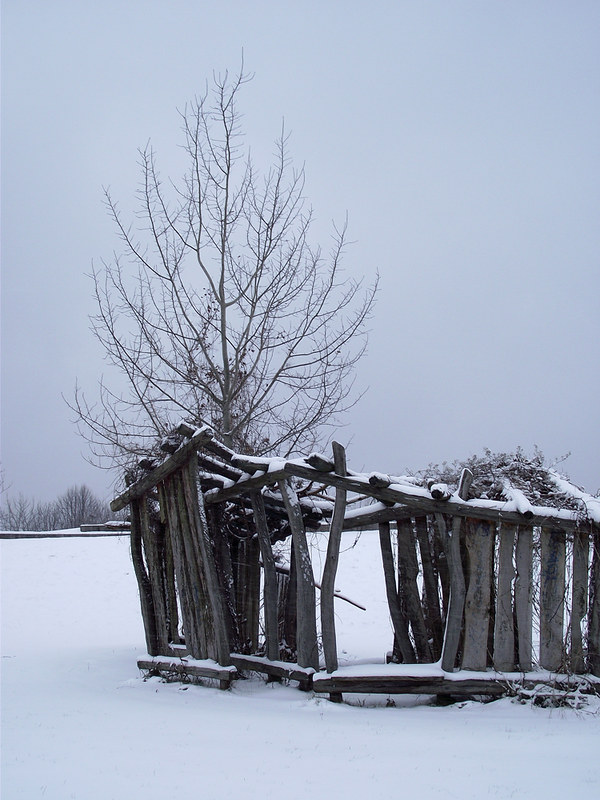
0;485;111;531
73;67;377;469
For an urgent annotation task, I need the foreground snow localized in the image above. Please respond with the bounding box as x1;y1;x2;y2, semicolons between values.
2;533;600;799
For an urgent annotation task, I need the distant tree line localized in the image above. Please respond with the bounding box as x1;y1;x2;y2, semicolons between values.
0;485;115;531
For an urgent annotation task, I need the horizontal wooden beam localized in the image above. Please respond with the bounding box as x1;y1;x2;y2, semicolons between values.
111;427;215;511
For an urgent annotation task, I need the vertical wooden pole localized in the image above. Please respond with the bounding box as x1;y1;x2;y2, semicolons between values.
138;497;170;655
184;457;232;666
320;442;347;676
415;516;444;659
129;498;159;656
278;478;319;670
440;468;472;672
589;525;600;677
571;528;589;673
378;521;415;663
397;519;432;662
461;518;495;671
539;527;566;671
493;523;517;671
250;491;279;661
158;485;180;645
514;525;533;671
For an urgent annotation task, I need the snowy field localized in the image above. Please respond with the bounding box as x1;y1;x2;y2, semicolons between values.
2;531;600;800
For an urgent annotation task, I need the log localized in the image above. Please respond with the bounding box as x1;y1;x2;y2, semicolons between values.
571;528;589;673
138;657;235;689
164;471;209;660
397;519;432;662
183;458;232;665
378;521;415;663
539;527;566;671
250;492;280;661
312;674;507;697
129;498;159;656
589;526;600;677
111;427;216;511
229;653;314;689
278;479;319;670
493;523;517;671
305;453;334;472
515;525;533;671
320;442;347;678
205;461;585;532
462;518;495;671
440;468;472;671
415;515;444;659
138;498;170;655
234;535;261;654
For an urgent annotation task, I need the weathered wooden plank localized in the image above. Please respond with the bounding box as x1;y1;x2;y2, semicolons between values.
157;484;180;645
493;523;517;671
440;468;472;671
138;498;170;655
312;674;507;696
415;515;444;659
129;498;159;656
278;478;319;670
250;491;279;661
138;658;235;689
589;526;600;677
462;518;495;671
183;458;232;665
164;472;209;660
515;525;534;671
378;521;415;663
229;653;314;688
539;527;566;671
571;529;589;673
397;519;432;662
320;442;347;676
234;535;261;654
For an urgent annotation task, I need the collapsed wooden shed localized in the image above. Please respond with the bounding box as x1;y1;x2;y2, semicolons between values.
111;424;600;699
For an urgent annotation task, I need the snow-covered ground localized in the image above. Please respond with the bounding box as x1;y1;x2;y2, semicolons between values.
2;531;600;799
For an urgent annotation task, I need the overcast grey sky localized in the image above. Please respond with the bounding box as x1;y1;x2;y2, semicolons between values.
2;0;599;502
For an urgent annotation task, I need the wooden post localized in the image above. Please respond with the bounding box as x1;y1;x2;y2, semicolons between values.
539;527;566;672
184;458;232;666
320;442;347;678
493;523;517;671
414;515;444;659
250;491;279;662
589;525;600;677
137;497;170;655
164;471;209;660
397;520;432;662
440;468;472;672
278;478;319;670
461;518;495;671
571;528;589;673
129;498;159;656
157;486;180;645
515;525;533;671
378;521;415;663
235;535;261;654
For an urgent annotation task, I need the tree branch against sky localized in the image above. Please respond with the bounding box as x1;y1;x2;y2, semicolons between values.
73;67;378;471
